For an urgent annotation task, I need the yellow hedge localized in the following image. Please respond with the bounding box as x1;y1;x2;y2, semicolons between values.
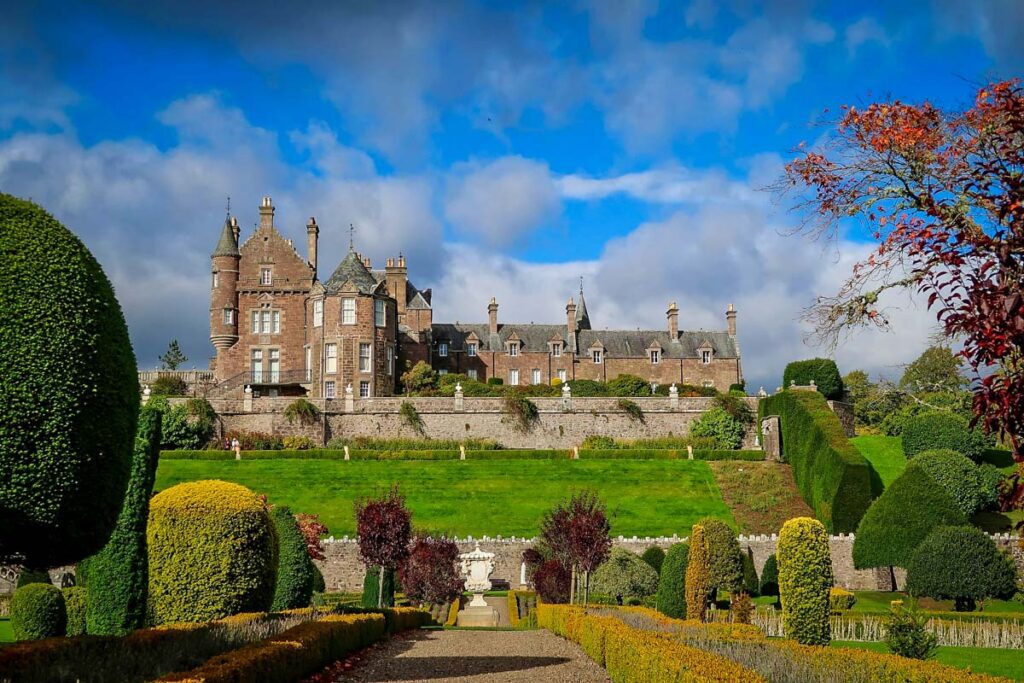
148;481;279;625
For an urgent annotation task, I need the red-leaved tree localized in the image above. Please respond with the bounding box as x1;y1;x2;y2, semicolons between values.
295;513;329;561
779;79;1024;506
533;559;571;604
539;490;612;606
355;486;412;608
399;536;463;606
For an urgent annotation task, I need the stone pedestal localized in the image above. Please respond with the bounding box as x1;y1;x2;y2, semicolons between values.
456;543;498;627
457;604;499;627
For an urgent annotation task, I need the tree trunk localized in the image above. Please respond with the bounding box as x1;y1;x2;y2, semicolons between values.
584;571;590;609
378;565;385;609
569;564;576;605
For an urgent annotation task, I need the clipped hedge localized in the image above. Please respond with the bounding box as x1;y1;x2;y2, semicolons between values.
641;546;665;575
782;358;844;399
160;448;761;461
906;526;1018;610
655;542;689;619
908;449;993;516
10;583;66;641
758;390;873;532
778;517;832;646
62;587;87;637
902;412;989;461
148;481;278;624
79;405;162;635
270;507;315;611
0;194;139;568
580;449;764;461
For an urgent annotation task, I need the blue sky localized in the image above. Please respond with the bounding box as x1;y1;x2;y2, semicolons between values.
1;0;1021;389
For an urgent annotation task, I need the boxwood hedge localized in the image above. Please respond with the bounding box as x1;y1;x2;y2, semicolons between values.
270;506;315;611
902;411;989;461
11;583;66;641
782;359;844;400
758;391;873;532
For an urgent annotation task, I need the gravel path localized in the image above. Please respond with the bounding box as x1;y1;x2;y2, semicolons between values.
339;629;611;682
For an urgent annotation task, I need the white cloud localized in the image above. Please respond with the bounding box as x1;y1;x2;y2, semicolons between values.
559;165;760;205
844;17;890;56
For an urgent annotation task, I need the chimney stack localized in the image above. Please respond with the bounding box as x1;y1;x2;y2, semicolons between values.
726;303;737;337
230;216;240;243
488;298;499;335
385;254;409;320
363;256;371;268
667;301;679;340
258;196;274;230
566;297;577;353
306;217;319;272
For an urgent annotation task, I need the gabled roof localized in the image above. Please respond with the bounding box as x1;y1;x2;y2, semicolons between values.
430;323;569;353
325;249;379;294
576;329;738;359
212;218;239;257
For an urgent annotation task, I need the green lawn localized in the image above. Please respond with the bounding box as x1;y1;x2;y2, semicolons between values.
0;618;12;643
833;640;1024;680
850;435;906;487
850;591;1024;617
155;459;735;537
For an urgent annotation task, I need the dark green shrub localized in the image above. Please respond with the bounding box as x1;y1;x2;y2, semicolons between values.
0;194;139;567
312;564;326;594
906;526;1018;611
270;507;315;611
361;567;396;608
783;359;844;400
158;399;215;450
283;398;320;425
607;374;652;397
147;481;278;624
591;548;659;605
759;554;779;596
487;377;504;386
884;602;938;660
10;583;66;640
641;546;665;575
907;449;991;516
16;570;51;588
79;407;161;635
729;382;746;394
853;466;967;569
758;390;873;532
565;379;609;396
150;375;188;396
977;464;1004;510
581;435;616;449
742;551;759;596
62;586;87;636
399;401;425;435
902;412;989;461
690;406;745;450
655;543;689;618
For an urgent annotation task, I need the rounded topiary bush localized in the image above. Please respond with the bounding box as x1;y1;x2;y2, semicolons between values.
11;583;66;640
690;407;745;450
590;548;659;605
908;449;991;516
270;506;315;611
62;586;87;636
782;359;844;400
641;546;665;575
902;412;988;461
0;194;139;568
147;480;278;624
907;526;1018;611
656;542;689;619
778;517;833;646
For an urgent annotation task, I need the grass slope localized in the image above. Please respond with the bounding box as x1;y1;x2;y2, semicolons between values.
709;461;815;535
851;436;906;487
0;618;11;644
155;459;735;537
833;641;1024;680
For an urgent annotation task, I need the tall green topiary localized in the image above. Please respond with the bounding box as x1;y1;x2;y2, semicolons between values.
641;546;665;575
759;554;779;597
853;466;967;570
78;407;161;635
0;194;139;568
590;548;659;605
62;586;87;636
361;566;396;608
906;526;1018;611
782;359;844;400
10;583;66;641
685;525;712;622
778;517;833;646
656;542;689;619
742;551;759;596
698;517;743;595
902;412;989;461
147;481;278;624
907;449;991;516
270;506;315;611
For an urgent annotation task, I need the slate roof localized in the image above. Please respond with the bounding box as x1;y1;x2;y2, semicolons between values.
431;323;568;353
575;291;591;330
324;249;379;294
212;218;239;257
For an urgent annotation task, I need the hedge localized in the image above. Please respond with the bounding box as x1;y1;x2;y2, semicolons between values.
79;406;162;635
782;358;844;399
655;542;689;619
902;411;989;461
580;449;764;461
906;526;1018;610
758;390;873;532
0;194;139;568
907;449;993;516
778;517;832;646
62;587;87;637
640;546;665;575
270;507;315;611
148;481;279;624
10;584;66;641
590;548;660;605
160;448;763;461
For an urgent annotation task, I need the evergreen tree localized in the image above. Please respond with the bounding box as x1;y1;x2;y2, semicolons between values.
158;339;189;371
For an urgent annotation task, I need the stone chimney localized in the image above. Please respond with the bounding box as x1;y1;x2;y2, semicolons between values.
306;217;319;272
259;196;274;230
488;298;499;335
363;256;371;268
566;297;577;352
667;301;679;340
727;303;737;336
230;216;240;243
385;254;408;319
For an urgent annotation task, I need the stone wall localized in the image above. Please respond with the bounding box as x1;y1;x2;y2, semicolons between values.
174;395;761;449
314;533;1024;593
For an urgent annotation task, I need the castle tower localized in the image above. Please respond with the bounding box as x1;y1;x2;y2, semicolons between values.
210;215;240;364
385;254;408;323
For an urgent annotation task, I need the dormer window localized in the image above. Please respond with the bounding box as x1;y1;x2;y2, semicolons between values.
260;267;272;285
701;349;712;364
550;343;562;358
508;343;519;357
438;342;449;358
650;349;660;364
467;343;477;357
591;349;602;364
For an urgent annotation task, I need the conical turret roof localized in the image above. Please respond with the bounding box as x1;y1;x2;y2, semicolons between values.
325;248;378;294
212;217;239;257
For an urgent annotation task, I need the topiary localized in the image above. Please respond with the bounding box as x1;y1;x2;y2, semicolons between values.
62;586;87;636
607;374;652;397
10;583;66;640
759;554;779;597
590;548;659;605
270;506;315;611
906;526;1018;611
902;412;988;461
697;517;743;594
361;566;396;608
79;406;161;635
16;570;51;588
685;525;712;622
690;407;745;450
853;466;967;570
150;375;188;396
907;449;991;516
312;563;326;594
147;480;278;624
641;546;665;575
778;517;833;646
656;542;689;619
977;464;1004;511
0;194;139;568
742;551;759;597
783;359;844;400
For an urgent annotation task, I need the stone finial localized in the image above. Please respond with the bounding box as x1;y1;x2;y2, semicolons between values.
758;386;767;398
455;382;463;393
142;385;151;404
562;382;571;397
790;379;797;387
809;379;817;388
244;385;252;394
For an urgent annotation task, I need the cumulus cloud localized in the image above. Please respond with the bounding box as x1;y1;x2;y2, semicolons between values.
559;165;760;205
844;17;891;56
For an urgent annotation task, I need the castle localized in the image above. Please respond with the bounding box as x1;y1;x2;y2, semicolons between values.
209;197;743;397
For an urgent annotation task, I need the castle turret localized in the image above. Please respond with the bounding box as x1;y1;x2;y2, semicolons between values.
210;216;240;361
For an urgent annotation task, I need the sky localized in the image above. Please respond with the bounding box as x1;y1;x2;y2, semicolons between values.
1;0;1021;391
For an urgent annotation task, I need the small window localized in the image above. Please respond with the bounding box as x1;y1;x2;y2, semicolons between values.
557;369;567;382
701;350;712;364
222;308;233;325
387;346;394;376
591;349;602;364
467;343;477;357
260;268;272;285
251;310;259;334
359;381;370;398
342;299;356;325
325;343;337;374
532;369;541;385
272;310;281;334
324;381;336;398
508;344;519;357
509;368;520;385
313;300;323;327
467;369;478;380
212;272;219;289
438;369;448;376
552;344;561;358
650;349;660;364
374;299;386;327
438;342;449;358
359;343;371;372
